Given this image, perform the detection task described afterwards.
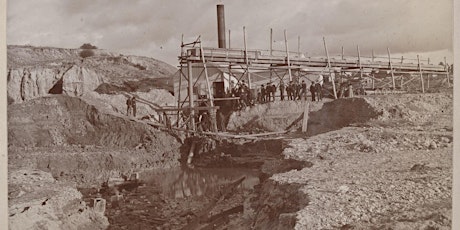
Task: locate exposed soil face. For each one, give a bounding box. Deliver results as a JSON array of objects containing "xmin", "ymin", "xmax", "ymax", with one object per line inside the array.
[{"xmin": 7, "ymin": 95, "xmax": 180, "ymax": 149}]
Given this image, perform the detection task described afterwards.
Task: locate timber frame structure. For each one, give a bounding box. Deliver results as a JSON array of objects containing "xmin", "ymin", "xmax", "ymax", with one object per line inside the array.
[{"xmin": 172, "ymin": 33, "xmax": 450, "ymax": 134}]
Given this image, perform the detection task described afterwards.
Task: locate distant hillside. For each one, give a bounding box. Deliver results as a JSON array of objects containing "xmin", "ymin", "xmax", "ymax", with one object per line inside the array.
[{"xmin": 7, "ymin": 45, "xmax": 177, "ymax": 104}]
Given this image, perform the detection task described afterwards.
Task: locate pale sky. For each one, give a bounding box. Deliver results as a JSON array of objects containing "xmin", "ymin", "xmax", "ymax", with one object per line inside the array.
[{"xmin": 7, "ymin": 0, "xmax": 453, "ymax": 66}]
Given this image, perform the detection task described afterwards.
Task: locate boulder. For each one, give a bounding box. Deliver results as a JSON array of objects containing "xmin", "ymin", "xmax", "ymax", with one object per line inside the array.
[{"xmin": 62, "ymin": 66, "xmax": 103, "ymax": 97}]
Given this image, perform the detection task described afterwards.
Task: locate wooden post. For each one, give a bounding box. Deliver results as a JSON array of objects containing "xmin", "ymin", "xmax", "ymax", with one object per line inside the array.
[
  {"xmin": 284, "ymin": 30, "xmax": 292, "ymax": 81},
  {"xmin": 270, "ymin": 28, "xmax": 273, "ymax": 56},
  {"xmin": 323, "ymin": 37, "xmax": 337, "ymax": 99},
  {"xmin": 371, "ymin": 50, "xmax": 375, "ymax": 62},
  {"xmin": 270, "ymin": 28, "xmax": 273, "ymax": 82},
  {"xmin": 186, "ymin": 141, "xmax": 196, "ymax": 164},
  {"xmin": 178, "ymin": 34, "xmax": 184, "ymax": 127},
  {"xmin": 357, "ymin": 45, "xmax": 363, "ymax": 78},
  {"xmin": 298, "ymin": 35, "xmax": 301, "ymax": 57},
  {"xmin": 199, "ymin": 41, "xmax": 218, "ymax": 132},
  {"xmin": 387, "ymin": 48, "xmax": 396, "ymax": 90},
  {"xmin": 187, "ymin": 61, "xmax": 195, "ymax": 131},
  {"xmin": 228, "ymin": 29, "xmax": 231, "ymax": 49},
  {"xmin": 372, "ymin": 74, "xmax": 375, "ymax": 89},
  {"xmin": 342, "ymin": 46, "xmax": 344, "ymax": 60},
  {"xmin": 243, "ymin": 26, "xmax": 252, "ymax": 89},
  {"xmin": 301, "ymin": 101, "xmax": 310, "ymax": 133},
  {"xmin": 417, "ymin": 55, "xmax": 425, "ymax": 93},
  {"xmin": 427, "ymin": 74, "xmax": 430, "ymax": 89}
]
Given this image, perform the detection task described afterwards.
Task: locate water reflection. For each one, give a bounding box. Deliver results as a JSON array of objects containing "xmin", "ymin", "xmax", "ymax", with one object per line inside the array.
[{"xmin": 140, "ymin": 167, "xmax": 260, "ymax": 199}]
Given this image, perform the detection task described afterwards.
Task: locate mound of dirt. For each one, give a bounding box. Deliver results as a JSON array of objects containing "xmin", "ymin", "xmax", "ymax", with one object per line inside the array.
[
  {"xmin": 227, "ymin": 101, "xmax": 325, "ymax": 132},
  {"xmin": 8, "ymin": 169, "xmax": 109, "ymax": 229},
  {"xmin": 227, "ymin": 93, "xmax": 452, "ymax": 137},
  {"xmin": 365, "ymin": 93, "xmax": 453, "ymax": 124},
  {"xmin": 7, "ymin": 95, "xmax": 179, "ymax": 149}
]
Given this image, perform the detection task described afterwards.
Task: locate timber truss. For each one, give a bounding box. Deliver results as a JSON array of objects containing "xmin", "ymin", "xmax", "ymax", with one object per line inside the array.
[{"xmin": 171, "ymin": 36, "xmax": 450, "ymax": 134}]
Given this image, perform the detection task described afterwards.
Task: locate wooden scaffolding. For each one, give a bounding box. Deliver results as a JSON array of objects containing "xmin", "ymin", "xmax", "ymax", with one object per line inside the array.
[{"xmin": 173, "ymin": 32, "xmax": 450, "ymax": 134}]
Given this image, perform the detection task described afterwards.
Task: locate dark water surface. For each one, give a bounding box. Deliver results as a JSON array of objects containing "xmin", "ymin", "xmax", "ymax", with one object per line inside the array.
[{"xmin": 81, "ymin": 166, "xmax": 262, "ymax": 229}]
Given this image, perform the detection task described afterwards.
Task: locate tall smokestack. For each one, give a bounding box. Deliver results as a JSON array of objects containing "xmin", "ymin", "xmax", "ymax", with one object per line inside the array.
[{"xmin": 217, "ymin": 4, "xmax": 226, "ymax": 48}]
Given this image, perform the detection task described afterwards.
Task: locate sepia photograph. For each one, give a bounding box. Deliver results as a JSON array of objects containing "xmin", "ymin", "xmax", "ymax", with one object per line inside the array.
[{"xmin": 3, "ymin": 0, "xmax": 457, "ymax": 229}]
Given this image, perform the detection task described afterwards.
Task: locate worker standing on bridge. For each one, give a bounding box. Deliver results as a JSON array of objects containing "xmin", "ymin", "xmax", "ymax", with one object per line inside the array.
[
  {"xmin": 271, "ymin": 83, "xmax": 276, "ymax": 101},
  {"xmin": 348, "ymin": 83, "xmax": 354, "ymax": 98},
  {"xmin": 315, "ymin": 82, "xmax": 323, "ymax": 101},
  {"xmin": 310, "ymin": 83, "xmax": 316, "ymax": 101},
  {"xmin": 279, "ymin": 81, "xmax": 285, "ymax": 101},
  {"xmin": 301, "ymin": 80, "xmax": 307, "ymax": 100},
  {"xmin": 260, "ymin": 84, "xmax": 266, "ymax": 103}
]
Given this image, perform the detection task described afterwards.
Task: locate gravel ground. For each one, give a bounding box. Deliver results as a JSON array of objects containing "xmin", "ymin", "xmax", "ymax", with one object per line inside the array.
[{"xmin": 269, "ymin": 93, "xmax": 453, "ymax": 229}]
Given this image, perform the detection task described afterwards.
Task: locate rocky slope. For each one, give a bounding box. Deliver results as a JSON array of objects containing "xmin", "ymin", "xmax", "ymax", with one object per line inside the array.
[{"xmin": 7, "ymin": 45, "xmax": 177, "ymax": 104}]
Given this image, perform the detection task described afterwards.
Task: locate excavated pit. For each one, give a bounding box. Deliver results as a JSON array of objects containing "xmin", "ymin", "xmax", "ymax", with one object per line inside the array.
[{"xmin": 76, "ymin": 137, "xmax": 313, "ymax": 230}]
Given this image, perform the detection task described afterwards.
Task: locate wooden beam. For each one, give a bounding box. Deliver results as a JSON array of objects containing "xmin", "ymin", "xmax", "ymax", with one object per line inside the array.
[
  {"xmin": 357, "ymin": 45, "xmax": 363, "ymax": 79},
  {"xmin": 301, "ymin": 101, "xmax": 310, "ymax": 133},
  {"xmin": 284, "ymin": 30, "xmax": 292, "ymax": 81},
  {"xmin": 156, "ymin": 106, "xmax": 221, "ymax": 112},
  {"xmin": 187, "ymin": 61, "xmax": 195, "ymax": 130},
  {"xmin": 417, "ymin": 55, "xmax": 425, "ymax": 93},
  {"xmin": 387, "ymin": 47, "xmax": 396, "ymax": 89},
  {"xmin": 323, "ymin": 37, "xmax": 337, "ymax": 99}
]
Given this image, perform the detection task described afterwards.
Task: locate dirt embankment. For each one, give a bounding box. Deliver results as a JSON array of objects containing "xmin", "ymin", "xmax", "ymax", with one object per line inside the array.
[{"xmin": 8, "ymin": 95, "xmax": 182, "ymax": 229}]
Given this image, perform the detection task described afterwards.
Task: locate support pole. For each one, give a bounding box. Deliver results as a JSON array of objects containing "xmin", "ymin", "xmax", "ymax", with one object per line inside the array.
[
  {"xmin": 323, "ymin": 37, "xmax": 337, "ymax": 99},
  {"xmin": 284, "ymin": 30, "xmax": 292, "ymax": 81},
  {"xmin": 243, "ymin": 26, "xmax": 252, "ymax": 89},
  {"xmin": 199, "ymin": 42, "xmax": 218, "ymax": 132},
  {"xmin": 178, "ymin": 34, "xmax": 184, "ymax": 127},
  {"xmin": 372, "ymin": 74, "xmax": 375, "ymax": 89},
  {"xmin": 270, "ymin": 28, "xmax": 273, "ymax": 56},
  {"xmin": 417, "ymin": 55, "xmax": 425, "ymax": 93},
  {"xmin": 298, "ymin": 35, "xmax": 300, "ymax": 57},
  {"xmin": 301, "ymin": 101, "xmax": 310, "ymax": 133},
  {"xmin": 342, "ymin": 46, "xmax": 344, "ymax": 60},
  {"xmin": 357, "ymin": 45, "xmax": 362, "ymax": 79},
  {"xmin": 187, "ymin": 61, "xmax": 195, "ymax": 131},
  {"xmin": 372, "ymin": 50, "xmax": 375, "ymax": 62},
  {"xmin": 270, "ymin": 28, "xmax": 273, "ymax": 82},
  {"xmin": 228, "ymin": 29, "xmax": 231, "ymax": 49},
  {"xmin": 387, "ymin": 47, "xmax": 396, "ymax": 90}
]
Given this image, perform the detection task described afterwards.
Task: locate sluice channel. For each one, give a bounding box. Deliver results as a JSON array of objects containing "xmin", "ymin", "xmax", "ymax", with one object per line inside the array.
[{"xmin": 80, "ymin": 138, "xmax": 311, "ymax": 230}]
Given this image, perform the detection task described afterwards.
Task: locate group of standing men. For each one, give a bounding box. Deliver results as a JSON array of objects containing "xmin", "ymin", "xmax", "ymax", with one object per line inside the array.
[
  {"xmin": 257, "ymin": 79, "xmax": 323, "ymax": 103},
  {"xmin": 258, "ymin": 83, "xmax": 277, "ymax": 102}
]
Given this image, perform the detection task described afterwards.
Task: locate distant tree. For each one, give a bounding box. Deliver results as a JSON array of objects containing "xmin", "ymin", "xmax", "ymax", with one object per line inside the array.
[
  {"xmin": 79, "ymin": 49, "xmax": 95, "ymax": 58},
  {"xmin": 80, "ymin": 43, "xmax": 98, "ymax": 49},
  {"xmin": 438, "ymin": 61, "xmax": 444, "ymax": 66}
]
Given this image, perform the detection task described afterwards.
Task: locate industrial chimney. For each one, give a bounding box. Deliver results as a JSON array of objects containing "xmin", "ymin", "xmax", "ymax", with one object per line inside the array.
[{"xmin": 217, "ymin": 4, "xmax": 226, "ymax": 48}]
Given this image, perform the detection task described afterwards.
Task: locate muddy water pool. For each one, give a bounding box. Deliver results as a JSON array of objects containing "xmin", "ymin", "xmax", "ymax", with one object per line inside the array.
[{"xmin": 82, "ymin": 167, "xmax": 261, "ymax": 229}]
